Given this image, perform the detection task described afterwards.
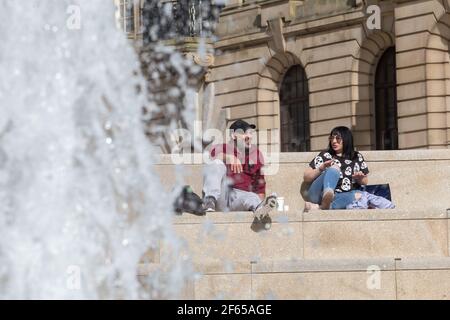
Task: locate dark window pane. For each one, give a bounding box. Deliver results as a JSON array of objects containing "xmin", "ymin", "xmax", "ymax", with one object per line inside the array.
[
  {"xmin": 280, "ymin": 65, "xmax": 310, "ymax": 152},
  {"xmin": 142, "ymin": 0, "xmax": 224, "ymax": 43},
  {"xmin": 375, "ymin": 47, "xmax": 398, "ymax": 150}
]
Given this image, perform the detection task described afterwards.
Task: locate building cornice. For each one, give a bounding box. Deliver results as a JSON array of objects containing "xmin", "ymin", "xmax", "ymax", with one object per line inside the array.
[{"xmin": 215, "ymin": 9, "xmax": 366, "ymax": 50}]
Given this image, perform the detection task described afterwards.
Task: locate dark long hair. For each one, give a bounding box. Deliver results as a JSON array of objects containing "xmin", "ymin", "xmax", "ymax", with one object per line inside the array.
[{"xmin": 327, "ymin": 126, "xmax": 356, "ymax": 160}]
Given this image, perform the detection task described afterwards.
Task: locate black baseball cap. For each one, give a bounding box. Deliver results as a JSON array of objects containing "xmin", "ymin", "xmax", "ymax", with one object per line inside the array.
[{"xmin": 229, "ymin": 119, "xmax": 256, "ymax": 132}]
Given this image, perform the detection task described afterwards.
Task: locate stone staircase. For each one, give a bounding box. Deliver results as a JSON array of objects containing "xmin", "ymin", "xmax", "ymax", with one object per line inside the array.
[{"xmin": 142, "ymin": 150, "xmax": 450, "ymax": 299}]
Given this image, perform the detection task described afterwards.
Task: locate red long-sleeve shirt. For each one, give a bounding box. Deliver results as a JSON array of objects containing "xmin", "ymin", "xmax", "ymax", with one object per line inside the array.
[{"xmin": 210, "ymin": 143, "xmax": 266, "ymax": 194}]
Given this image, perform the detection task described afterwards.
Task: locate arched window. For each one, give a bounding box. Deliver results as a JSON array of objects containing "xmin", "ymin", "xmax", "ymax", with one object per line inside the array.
[
  {"xmin": 117, "ymin": 0, "xmax": 135, "ymax": 33},
  {"xmin": 375, "ymin": 47, "xmax": 398, "ymax": 150},
  {"xmin": 279, "ymin": 65, "xmax": 310, "ymax": 152}
]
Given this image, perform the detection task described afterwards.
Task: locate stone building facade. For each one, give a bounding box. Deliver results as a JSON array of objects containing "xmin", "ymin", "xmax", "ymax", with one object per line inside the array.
[
  {"xmin": 116, "ymin": 0, "xmax": 450, "ymax": 152},
  {"xmin": 114, "ymin": 0, "xmax": 224, "ymax": 153},
  {"xmin": 212, "ymin": 0, "xmax": 450, "ymax": 152}
]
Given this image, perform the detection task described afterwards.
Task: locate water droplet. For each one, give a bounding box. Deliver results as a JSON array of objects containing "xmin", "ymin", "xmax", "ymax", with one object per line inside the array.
[
  {"xmin": 106, "ymin": 137, "xmax": 113, "ymax": 145},
  {"xmin": 104, "ymin": 122, "xmax": 112, "ymax": 130},
  {"xmin": 122, "ymin": 239, "xmax": 129, "ymax": 246}
]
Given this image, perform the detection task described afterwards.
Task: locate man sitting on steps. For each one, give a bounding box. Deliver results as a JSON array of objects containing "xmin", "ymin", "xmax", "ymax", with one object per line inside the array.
[{"xmin": 202, "ymin": 119, "xmax": 277, "ymax": 219}]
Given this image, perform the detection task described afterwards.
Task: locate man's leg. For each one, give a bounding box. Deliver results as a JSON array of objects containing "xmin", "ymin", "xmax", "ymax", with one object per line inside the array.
[
  {"xmin": 228, "ymin": 189, "xmax": 261, "ymax": 212},
  {"xmin": 202, "ymin": 159, "xmax": 229, "ymax": 211},
  {"xmin": 229, "ymin": 189, "xmax": 277, "ymax": 222}
]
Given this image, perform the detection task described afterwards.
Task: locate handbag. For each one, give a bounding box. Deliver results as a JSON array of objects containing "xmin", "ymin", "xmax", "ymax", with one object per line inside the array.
[{"xmin": 357, "ymin": 184, "xmax": 392, "ymax": 201}]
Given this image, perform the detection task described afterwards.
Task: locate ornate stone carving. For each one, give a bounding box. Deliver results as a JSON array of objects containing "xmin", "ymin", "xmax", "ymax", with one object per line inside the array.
[
  {"xmin": 267, "ymin": 17, "xmax": 286, "ymax": 53},
  {"xmin": 186, "ymin": 52, "xmax": 215, "ymax": 67}
]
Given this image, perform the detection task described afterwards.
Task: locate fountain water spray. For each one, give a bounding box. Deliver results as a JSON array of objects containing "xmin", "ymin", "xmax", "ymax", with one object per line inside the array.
[{"xmin": 0, "ymin": 0, "xmax": 190, "ymax": 299}]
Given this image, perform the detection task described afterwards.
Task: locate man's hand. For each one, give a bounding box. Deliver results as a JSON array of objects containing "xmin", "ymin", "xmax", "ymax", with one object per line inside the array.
[
  {"xmin": 258, "ymin": 193, "xmax": 265, "ymax": 201},
  {"xmin": 227, "ymin": 154, "xmax": 243, "ymax": 174},
  {"xmin": 319, "ymin": 160, "xmax": 333, "ymax": 171}
]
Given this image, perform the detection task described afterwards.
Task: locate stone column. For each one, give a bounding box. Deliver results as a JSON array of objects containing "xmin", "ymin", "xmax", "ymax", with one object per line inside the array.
[{"xmin": 395, "ymin": 0, "xmax": 449, "ymax": 149}]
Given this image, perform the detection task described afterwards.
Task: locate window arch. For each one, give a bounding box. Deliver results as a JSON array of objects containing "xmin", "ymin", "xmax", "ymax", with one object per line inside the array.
[
  {"xmin": 375, "ymin": 46, "xmax": 398, "ymax": 150},
  {"xmin": 279, "ymin": 65, "xmax": 310, "ymax": 152}
]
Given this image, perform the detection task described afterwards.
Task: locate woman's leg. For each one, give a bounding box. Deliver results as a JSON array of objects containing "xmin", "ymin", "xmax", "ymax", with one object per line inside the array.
[
  {"xmin": 320, "ymin": 166, "xmax": 341, "ymax": 209},
  {"xmin": 306, "ymin": 167, "xmax": 340, "ymax": 204},
  {"xmin": 330, "ymin": 191, "xmax": 357, "ymax": 209},
  {"xmin": 322, "ymin": 166, "xmax": 340, "ymax": 193},
  {"xmin": 306, "ymin": 172, "xmax": 325, "ymax": 204}
]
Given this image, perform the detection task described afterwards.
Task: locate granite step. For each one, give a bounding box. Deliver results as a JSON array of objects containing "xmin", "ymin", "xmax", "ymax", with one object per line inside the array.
[
  {"xmin": 138, "ymin": 256, "xmax": 450, "ymax": 299},
  {"xmin": 166, "ymin": 208, "xmax": 450, "ymax": 262},
  {"xmin": 154, "ymin": 149, "xmax": 450, "ymax": 212}
]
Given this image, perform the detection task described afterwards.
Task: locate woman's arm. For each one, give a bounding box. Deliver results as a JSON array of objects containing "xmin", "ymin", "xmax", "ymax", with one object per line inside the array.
[
  {"xmin": 353, "ymin": 152, "xmax": 369, "ymax": 186},
  {"xmin": 353, "ymin": 171, "xmax": 368, "ymax": 186},
  {"xmin": 303, "ymin": 160, "xmax": 333, "ymax": 183},
  {"xmin": 303, "ymin": 167, "xmax": 321, "ymax": 183},
  {"xmin": 358, "ymin": 175, "xmax": 368, "ymax": 186}
]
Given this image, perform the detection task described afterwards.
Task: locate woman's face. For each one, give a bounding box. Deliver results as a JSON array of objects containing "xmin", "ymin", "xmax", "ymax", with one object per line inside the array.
[{"xmin": 329, "ymin": 134, "xmax": 343, "ymax": 154}]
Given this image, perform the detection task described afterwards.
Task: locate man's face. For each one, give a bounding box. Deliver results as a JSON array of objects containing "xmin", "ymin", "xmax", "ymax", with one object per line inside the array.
[{"xmin": 232, "ymin": 129, "xmax": 254, "ymax": 148}]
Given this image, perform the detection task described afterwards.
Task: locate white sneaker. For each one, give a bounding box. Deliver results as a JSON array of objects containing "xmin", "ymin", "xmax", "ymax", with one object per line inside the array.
[{"xmin": 254, "ymin": 193, "xmax": 278, "ymax": 220}]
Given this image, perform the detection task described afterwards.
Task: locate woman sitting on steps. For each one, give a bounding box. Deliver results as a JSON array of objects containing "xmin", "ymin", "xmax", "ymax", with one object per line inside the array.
[{"xmin": 303, "ymin": 126, "xmax": 369, "ymax": 211}]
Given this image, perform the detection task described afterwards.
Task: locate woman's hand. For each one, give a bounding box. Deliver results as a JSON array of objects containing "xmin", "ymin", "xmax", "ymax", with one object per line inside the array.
[
  {"xmin": 352, "ymin": 171, "xmax": 368, "ymax": 185},
  {"xmin": 319, "ymin": 160, "xmax": 333, "ymax": 172}
]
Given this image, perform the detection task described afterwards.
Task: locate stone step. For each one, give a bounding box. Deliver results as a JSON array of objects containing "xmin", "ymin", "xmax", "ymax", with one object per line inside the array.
[
  {"xmin": 138, "ymin": 257, "xmax": 450, "ymax": 299},
  {"xmin": 154, "ymin": 149, "xmax": 450, "ymax": 212},
  {"xmin": 150, "ymin": 150, "xmax": 450, "ymax": 299},
  {"xmin": 167, "ymin": 208, "xmax": 450, "ymax": 262}
]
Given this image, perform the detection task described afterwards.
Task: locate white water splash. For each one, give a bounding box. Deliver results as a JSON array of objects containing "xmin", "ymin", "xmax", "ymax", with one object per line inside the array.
[{"xmin": 0, "ymin": 0, "xmax": 189, "ymax": 299}]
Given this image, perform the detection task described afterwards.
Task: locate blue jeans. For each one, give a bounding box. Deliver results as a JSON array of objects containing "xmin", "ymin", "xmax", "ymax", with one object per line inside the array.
[{"xmin": 306, "ymin": 167, "xmax": 356, "ymax": 209}]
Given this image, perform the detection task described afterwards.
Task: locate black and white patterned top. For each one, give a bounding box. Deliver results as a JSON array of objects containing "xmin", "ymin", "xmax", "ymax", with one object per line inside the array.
[{"xmin": 308, "ymin": 150, "xmax": 370, "ymax": 193}]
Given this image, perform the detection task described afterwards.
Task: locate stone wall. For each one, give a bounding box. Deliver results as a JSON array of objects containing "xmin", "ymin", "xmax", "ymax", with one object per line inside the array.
[
  {"xmin": 394, "ymin": 0, "xmax": 450, "ymax": 149},
  {"xmin": 148, "ymin": 148, "xmax": 450, "ymax": 299},
  {"xmin": 210, "ymin": 0, "xmax": 450, "ymax": 151},
  {"xmin": 154, "ymin": 149, "xmax": 450, "ymax": 212}
]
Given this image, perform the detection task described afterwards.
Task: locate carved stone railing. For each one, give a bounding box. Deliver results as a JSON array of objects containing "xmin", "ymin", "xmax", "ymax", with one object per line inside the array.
[
  {"xmin": 141, "ymin": 0, "xmax": 224, "ymax": 44},
  {"xmin": 216, "ymin": 0, "xmax": 361, "ymax": 38}
]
